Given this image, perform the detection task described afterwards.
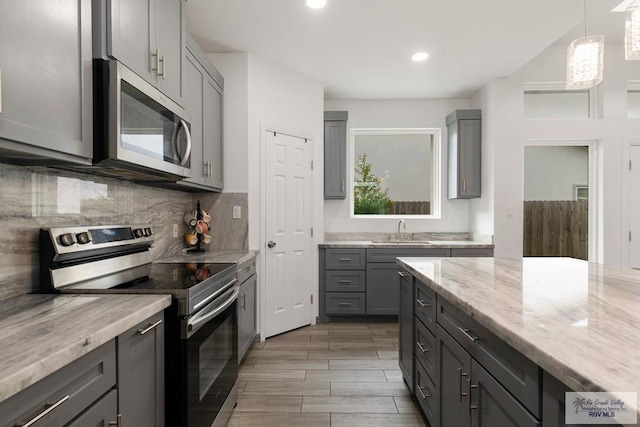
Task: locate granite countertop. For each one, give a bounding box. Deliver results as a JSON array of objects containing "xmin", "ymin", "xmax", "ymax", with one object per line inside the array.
[
  {"xmin": 397, "ymin": 256, "xmax": 640, "ymax": 417},
  {"xmin": 0, "ymin": 293, "xmax": 171, "ymax": 404},
  {"xmin": 156, "ymin": 249, "xmax": 258, "ymax": 265},
  {"xmin": 320, "ymin": 240, "xmax": 494, "ymax": 249}
]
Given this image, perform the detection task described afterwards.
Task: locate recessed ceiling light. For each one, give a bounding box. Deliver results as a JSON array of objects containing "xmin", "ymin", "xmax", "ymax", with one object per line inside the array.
[
  {"xmin": 411, "ymin": 52, "xmax": 429, "ymax": 62},
  {"xmin": 306, "ymin": 0, "xmax": 326, "ymax": 9}
]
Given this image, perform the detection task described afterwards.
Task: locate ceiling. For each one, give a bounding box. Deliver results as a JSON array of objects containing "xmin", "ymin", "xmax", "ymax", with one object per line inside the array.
[{"xmin": 185, "ymin": 0, "xmax": 625, "ymax": 99}]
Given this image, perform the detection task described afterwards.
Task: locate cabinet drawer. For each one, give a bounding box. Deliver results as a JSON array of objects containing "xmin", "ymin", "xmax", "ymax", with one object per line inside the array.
[
  {"xmin": 238, "ymin": 257, "xmax": 257, "ymax": 284},
  {"xmin": 325, "ymin": 271, "xmax": 366, "ymax": 292},
  {"xmin": 325, "ymin": 249, "xmax": 366, "ymax": 270},
  {"xmin": 437, "ymin": 297, "xmax": 541, "ymax": 418},
  {"xmin": 325, "ymin": 293, "xmax": 365, "ymax": 314},
  {"xmin": 415, "ymin": 357, "xmax": 439, "ymax": 427},
  {"xmin": 0, "ymin": 340, "xmax": 116, "ymax": 427},
  {"xmin": 415, "ymin": 318, "xmax": 437, "ymax": 385},
  {"xmin": 367, "ymin": 248, "xmax": 450, "ymax": 263},
  {"xmin": 66, "ymin": 389, "xmax": 117, "ymax": 427},
  {"xmin": 451, "ymin": 248, "xmax": 494, "ymax": 257},
  {"xmin": 415, "ymin": 280, "xmax": 436, "ymax": 333}
]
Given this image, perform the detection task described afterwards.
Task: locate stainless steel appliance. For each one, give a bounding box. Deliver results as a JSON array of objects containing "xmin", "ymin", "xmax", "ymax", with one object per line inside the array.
[
  {"xmin": 39, "ymin": 225, "xmax": 238, "ymax": 427},
  {"xmin": 66, "ymin": 60, "xmax": 192, "ymax": 183}
]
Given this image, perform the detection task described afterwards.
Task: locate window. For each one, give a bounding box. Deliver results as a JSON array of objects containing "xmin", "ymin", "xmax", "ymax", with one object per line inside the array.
[
  {"xmin": 350, "ymin": 128, "xmax": 440, "ymax": 217},
  {"xmin": 524, "ymin": 89, "xmax": 590, "ymax": 119},
  {"xmin": 627, "ymin": 81, "xmax": 640, "ymax": 118}
]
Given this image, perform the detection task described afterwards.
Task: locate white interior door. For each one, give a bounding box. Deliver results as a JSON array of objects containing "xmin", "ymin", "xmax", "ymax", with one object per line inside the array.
[
  {"xmin": 630, "ymin": 146, "xmax": 640, "ymax": 268},
  {"xmin": 264, "ymin": 131, "xmax": 313, "ymax": 338}
]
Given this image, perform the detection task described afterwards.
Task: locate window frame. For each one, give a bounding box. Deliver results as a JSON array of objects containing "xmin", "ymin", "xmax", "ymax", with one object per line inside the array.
[
  {"xmin": 348, "ymin": 127, "xmax": 441, "ymax": 219},
  {"xmin": 523, "ymin": 82, "xmax": 598, "ymax": 120}
]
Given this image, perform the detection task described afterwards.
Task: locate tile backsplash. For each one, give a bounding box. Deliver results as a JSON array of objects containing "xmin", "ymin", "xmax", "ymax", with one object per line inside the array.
[{"xmin": 0, "ymin": 162, "xmax": 248, "ymax": 301}]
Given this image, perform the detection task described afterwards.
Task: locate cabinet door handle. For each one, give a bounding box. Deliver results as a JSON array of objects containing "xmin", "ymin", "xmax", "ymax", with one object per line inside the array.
[
  {"xmin": 457, "ymin": 368, "xmax": 469, "ymax": 401},
  {"xmin": 467, "ymin": 379, "xmax": 478, "ymax": 416},
  {"xmin": 108, "ymin": 414, "xmax": 122, "ymax": 427},
  {"xmin": 138, "ymin": 319, "xmax": 163, "ymax": 335},
  {"xmin": 338, "ymin": 302, "xmax": 352, "ymax": 306},
  {"xmin": 152, "ymin": 49, "xmax": 161, "ymax": 75},
  {"xmin": 416, "ymin": 299, "xmax": 429, "ymax": 308},
  {"xmin": 416, "ymin": 385, "xmax": 430, "ymax": 400},
  {"xmin": 160, "ymin": 53, "xmax": 166, "ymax": 79},
  {"xmin": 462, "ymin": 179, "xmax": 467, "ymax": 193},
  {"xmin": 338, "ymin": 280, "xmax": 352, "ymax": 284},
  {"xmin": 241, "ymin": 294, "xmax": 246, "ymax": 310},
  {"xmin": 340, "ymin": 180, "xmax": 345, "ymax": 192},
  {"xmin": 458, "ymin": 327, "xmax": 479, "ymax": 343},
  {"xmin": 15, "ymin": 395, "xmax": 70, "ymax": 427},
  {"xmin": 338, "ymin": 258, "xmax": 352, "ymax": 262},
  {"xmin": 416, "ymin": 341, "xmax": 429, "ymax": 354}
]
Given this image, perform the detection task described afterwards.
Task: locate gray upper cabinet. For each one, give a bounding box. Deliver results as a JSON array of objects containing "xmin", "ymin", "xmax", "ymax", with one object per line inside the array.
[
  {"xmin": 176, "ymin": 36, "xmax": 224, "ymax": 192},
  {"xmin": 324, "ymin": 111, "xmax": 348, "ymax": 199},
  {"xmin": 98, "ymin": 0, "xmax": 185, "ymax": 104},
  {"xmin": 447, "ymin": 109, "xmax": 481, "ymax": 199},
  {"xmin": 0, "ymin": 0, "xmax": 93, "ymax": 164}
]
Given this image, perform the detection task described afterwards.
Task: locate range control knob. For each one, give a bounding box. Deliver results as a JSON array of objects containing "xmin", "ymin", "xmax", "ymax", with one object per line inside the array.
[
  {"xmin": 76, "ymin": 232, "xmax": 91, "ymax": 244},
  {"xmin": 144, "ymin": 227, "xmax": 152, "ymax": 236},
  {"xmin": 59, "ymin": 233, "xmax": 76, "ymax": 247},
  {"xmin": 133, "ymin": 228, "xmax": 145, "ymax": 238}
]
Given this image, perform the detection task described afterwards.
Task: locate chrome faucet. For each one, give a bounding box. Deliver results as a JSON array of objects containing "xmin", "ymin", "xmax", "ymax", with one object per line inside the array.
[{"xmin": 397, "ymin": 219, "xmax": 406, "ymax": 240}]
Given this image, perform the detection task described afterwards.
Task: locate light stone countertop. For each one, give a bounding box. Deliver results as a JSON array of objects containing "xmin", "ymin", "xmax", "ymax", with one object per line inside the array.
[
  {"xmin": 320, "ymin": 240, "xmax": 494, "ymax": 249},
  {"xmin": 397, "ymin": 256, "xmax": 640, "ymax": 419},
  {"xmin": 0, "ymin": 293, "xmax": 171, "ymax": 404},
  {"xmin": 156, "ymin": 249, "xmax": 258, "ymax": 265}
]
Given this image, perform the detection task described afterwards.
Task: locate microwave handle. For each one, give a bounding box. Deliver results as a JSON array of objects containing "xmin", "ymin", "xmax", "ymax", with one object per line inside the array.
[{"xmin": 178, "ymin": 119, "xmax": 192, "ymax": 166}]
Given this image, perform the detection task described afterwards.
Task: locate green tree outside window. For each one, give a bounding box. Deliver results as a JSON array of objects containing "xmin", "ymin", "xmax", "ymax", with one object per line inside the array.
[{"xmin": 353, "ymin": 153, "xmax": 392, "ymax": 214}]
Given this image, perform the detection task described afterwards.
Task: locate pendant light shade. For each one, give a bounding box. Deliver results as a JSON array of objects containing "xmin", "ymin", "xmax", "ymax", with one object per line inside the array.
[
  {"xmin": 625, "ymin": 6, "xmax": 640, "ymax": 59},
  {"xmin": 566, "ymin": 35, "xmax": 604, "ymax": 89}
]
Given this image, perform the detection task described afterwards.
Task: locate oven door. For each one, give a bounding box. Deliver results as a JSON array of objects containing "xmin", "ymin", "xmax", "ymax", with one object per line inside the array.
[{"xmin": 181, "ymin": 285, "xmax": 238, "ymax": 427}]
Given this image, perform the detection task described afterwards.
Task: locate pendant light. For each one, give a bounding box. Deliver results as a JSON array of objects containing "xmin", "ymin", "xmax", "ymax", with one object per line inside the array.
[
  {"xmin": 625, "ymin": 4, "xmax": 640, "ymax": 59},
  {"xmin": 566, "ymin": 0, "xmax": 604, "ymax": 90}
]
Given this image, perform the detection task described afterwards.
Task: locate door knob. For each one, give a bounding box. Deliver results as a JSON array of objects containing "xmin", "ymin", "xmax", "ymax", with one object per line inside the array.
[{"xmin": 267, "ymin": 241, "xmax": 276, "ymax": 248}]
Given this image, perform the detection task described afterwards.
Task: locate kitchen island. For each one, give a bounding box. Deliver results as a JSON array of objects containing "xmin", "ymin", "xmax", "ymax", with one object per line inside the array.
[{"xmin": 397, "ymin": 256, "xmax": 640, "ymax": 426}]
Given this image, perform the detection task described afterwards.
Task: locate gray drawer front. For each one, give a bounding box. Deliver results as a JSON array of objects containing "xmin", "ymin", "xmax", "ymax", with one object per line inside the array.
[
  {"xmin": 325, "ymin": 292, "xmax": 366, "ymax": 314},
  {"xmin": 437, "ymin": 297, "xmax": 541, "ymax": 418},
  {"xmin": 0, "ymin": 340, "xmax": 116, "ymax": 427},
  {"xmin": 325, "ymin": 271, "xmax": 366, "ymax": 292},
  {"xmin": 367, "ymin": 248, "xmax": 451, "ymax": 263},
  {"xmin": 66, "ymin": 389, "xmax": 117, "ymax": 427},
  {"xmin": 415, "ymin": 318, "xmax": 437, "ymax": 385},
  {"xmin": 451, "ymin": 248, "xmax": 494, "ymax": 257},
  {"xmin": 325, "ymin": 249, "xmax": 366, "ymax": 269},
  {"xmin": 238, "ymin": 257, "xmax": 257, "ymax": 284},
  {"xmin": 415, "ymin": 357, "xmax": 439, "ymax": 427},
  {"xmin": 415, "ymin": 280, "xmax": 436, "ymax": 333}
]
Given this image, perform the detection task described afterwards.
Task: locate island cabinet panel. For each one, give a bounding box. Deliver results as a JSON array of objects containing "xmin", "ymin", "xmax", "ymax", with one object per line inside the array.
[
  {"xmin": 398, "ymin": 270, "xmax": 414, "ymax": 392},
  {"xmin": 415, "ymin": 358, "xmax": 439, "ymax": 426},
  {"xmin": 437, "ymin": 324, "xmax": 472, "ymax": 427},
  {"xmin": 0, "ymin": 340, "xmax": 116, "ymax": 427},
  {"xmin": 415, "ymin": 280, "xmax": 436, "ymax": 331},
  {"xmin": 415, "ymin": 318, "xmax": 437, "ymax": 380},
  {"xmin": 542, "ymin": 371, "xmax": 595, "ymax": 427}
]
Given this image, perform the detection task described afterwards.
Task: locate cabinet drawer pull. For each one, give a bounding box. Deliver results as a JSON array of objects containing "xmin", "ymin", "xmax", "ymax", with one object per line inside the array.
[
  {"xmin": 15, "ymin": 395, "xmax": 70, "ymax": 427},
  {"xmin": 138, "ymin": 319, "xmax": 163, "ymax": 335},
  {"xmin": 338, "ymin": 280, "xmax": 353, "ymax": 284},
  {"xmin": 416, "ymin": 299, "xmax": 430, "ymax": 308},
  {"xmin": 416, "ymin": 385, "xmax": 430, "ymax": 400},
  {"xmin": 467, "ymin": 379, "xmax": 478, "ymax": 416},
  {"xmin": 152, "ymin": 49, "xmax": 161, "ymax": 75},
  {"xmin": 338, "ymin": 302, "xmax": 353, "ymax": 306},
  {"xmin": 398, "ymin": 271, "xmax": 409, "ymax": 277},
  {"xmin": 458, "ymin": 327, "xmax": 479, "ymax": 343},
  {"xmin": 416, "ymin": 341, "xmax": 429, "ymax": 354},
  {"xmin": 109, "ymin": 414, "xmax": 122, "ymax": 427},
  {"xmin": 338, "ymin": 258, "xmax": 352, "ymax": 262},
  {"xmin": 457, "ymin": 368, "xmax": 469, "ymax": 401}
]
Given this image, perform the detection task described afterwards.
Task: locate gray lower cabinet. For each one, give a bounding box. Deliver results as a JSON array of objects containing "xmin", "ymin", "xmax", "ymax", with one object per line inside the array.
[
  {"xmin": 447, "ymin": 109, "xmax": 481, "ymax": 199},
  {"xmin": 0, "ymin": 0, "xmax": 93, "ymax": 164},
  {"xmin": 0, "ymin": 340, "xmax": 117, "ymax": 426},
  {"xmin": 366, "ymin": 262, "xmax": 401, "ymax": 315},
  {"xmin": 238, "ymin": 257, "xmax": 257, "ymax": 363},
  {"xmin": 117, "ymin": 311, "xmax": 165, "ymax": 427},
  {"xmin": 178, "ymin": 36, "xmax": 224, "ymax": 192},
  {"xmin": 97, "ymin": 0, "xmax": 185, "ymax": 104},
  {"xmin": 67, "ymin": 389, "xmax": 118, "ymax": 427},
  {"xmin": 437, "ymin": 324, "xmax": 470, "ymax": 427},
  {"xmin": 542, "ymin": 372, "xmax": 603, "ymax": 427},
  {"xmin": 398, "ymin": 270, "xmax": 414, "ymax": 392},
  {"xmin": 324, "ymin": 111, "xmax": 348, "ymax": 200}
]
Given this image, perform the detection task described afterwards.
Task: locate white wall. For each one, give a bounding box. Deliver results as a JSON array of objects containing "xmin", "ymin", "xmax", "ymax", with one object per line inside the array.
[
  {"xmin": 524, "ymin": 146, "xmax": 588, "ymax": 201},
  {"xmin": 324, "ymin": 98, "xmax": 470, "ymax": 234},
  {"xmin": 470, "ymin": 43, "xmax": 640, "ymax": 264}
]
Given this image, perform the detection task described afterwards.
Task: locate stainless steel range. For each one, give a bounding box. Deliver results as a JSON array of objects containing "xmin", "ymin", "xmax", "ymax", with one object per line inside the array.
[{"xmin": 39, "ymin": 225, "xmax": 238, "ymax": 427}]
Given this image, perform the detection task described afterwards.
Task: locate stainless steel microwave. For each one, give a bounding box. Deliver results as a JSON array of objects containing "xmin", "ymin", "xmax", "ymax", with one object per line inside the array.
[{"xmin": 91, "ymin": 59, "xmax": 192, "ymax": 182}]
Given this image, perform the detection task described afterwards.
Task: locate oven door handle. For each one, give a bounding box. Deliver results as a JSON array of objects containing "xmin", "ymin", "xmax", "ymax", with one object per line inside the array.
[
  {"xmin": 186, "ymin": 286, "xmax": 239, "ymax": 337},
  {"xmin": 193, "ymin": 278, "xmax": 237, "ymax": 310}
]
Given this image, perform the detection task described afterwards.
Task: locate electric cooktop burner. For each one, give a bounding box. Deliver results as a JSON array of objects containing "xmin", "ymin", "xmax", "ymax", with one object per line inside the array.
[{"xmin": 117, "ymin": 262, "xmax": 236, "ymax": 291}]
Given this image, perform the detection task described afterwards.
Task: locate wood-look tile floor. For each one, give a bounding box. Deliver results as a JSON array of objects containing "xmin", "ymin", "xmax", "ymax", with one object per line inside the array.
[{"xmin": 229, "ymin": 322, "xmax": 427, "ymax": 427}]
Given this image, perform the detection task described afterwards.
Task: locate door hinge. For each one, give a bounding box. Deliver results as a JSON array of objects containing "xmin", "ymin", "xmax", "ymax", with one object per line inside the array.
[
  {"xmin": 630, "ymin": 231, "xmax": 632, "ymax": 242},
  {"xmin": 311, "ymin": 227, "xmax": 314, "ymax": 237},
  {"xmin": 311, "ymin": 160, "xmax": 314, "ymax": 170},
  {"xmin": 630, "ymin": 160, "xmax": 633, "ymax": 170},
  {"xmin": 311, "ymin": 294, "xmax": 314, "ymax": 304}
]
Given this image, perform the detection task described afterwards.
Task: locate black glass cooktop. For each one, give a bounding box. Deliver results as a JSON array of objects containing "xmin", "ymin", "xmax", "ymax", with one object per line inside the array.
[{"xmin": 115, "ymin": 262, "xmax": 236, "ymax": 291}]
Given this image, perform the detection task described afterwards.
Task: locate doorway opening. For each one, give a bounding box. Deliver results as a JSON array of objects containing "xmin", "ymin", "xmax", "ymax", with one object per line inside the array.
[{"xmin": 523, "ymin": 142, "xmax": 597, "ymax": 261}]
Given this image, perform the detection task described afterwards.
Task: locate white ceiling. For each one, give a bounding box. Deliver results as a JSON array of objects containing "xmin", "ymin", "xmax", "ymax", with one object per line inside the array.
[{"xmin": 185, "ymin": 0, "xmax": 626, "ymax": 99}]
